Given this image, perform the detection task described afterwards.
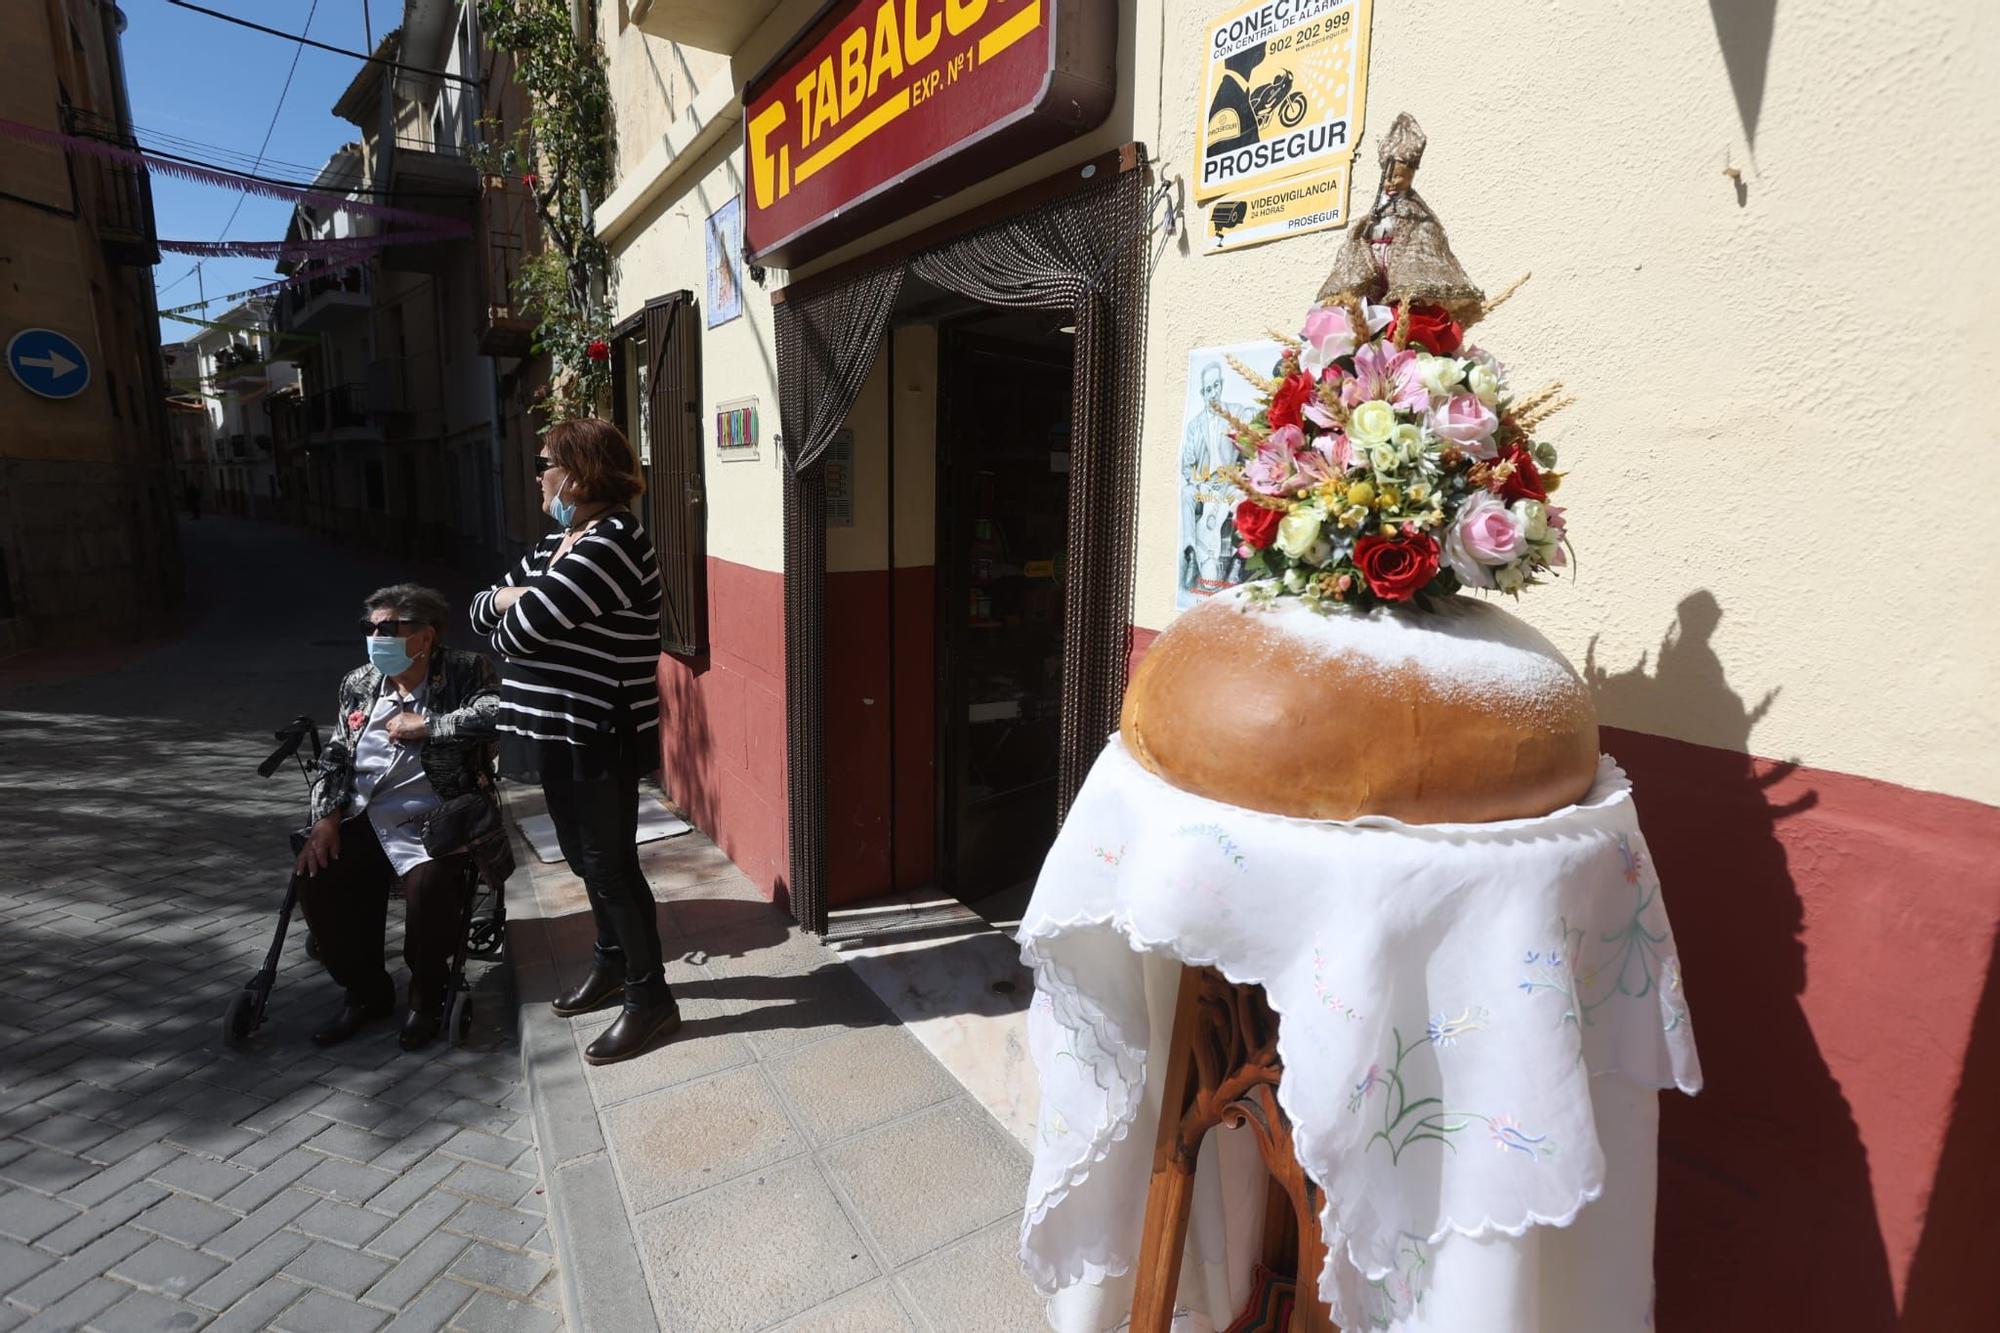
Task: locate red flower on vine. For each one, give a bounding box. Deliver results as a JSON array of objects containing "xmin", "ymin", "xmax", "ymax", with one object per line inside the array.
[
  {"xmin": 522, "ymin": 172, "xmax": 539, "ymax": 190},
  {"xmin": 586, "ymin": 339, "xmax": 610, "ymax": 362}
]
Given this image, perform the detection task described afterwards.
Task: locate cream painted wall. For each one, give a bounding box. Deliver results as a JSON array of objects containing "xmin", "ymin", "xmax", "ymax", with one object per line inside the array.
[
  {"xmin": 599, "ymin": 0, "xmax": 2000, "ymax": 803},
  {"xmin": 1130, "ymin": 0, "xmax": 2000, "ymax": 805}
]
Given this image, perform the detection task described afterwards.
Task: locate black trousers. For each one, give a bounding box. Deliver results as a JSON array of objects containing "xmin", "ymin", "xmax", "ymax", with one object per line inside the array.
[
  {"xmin": 294, "ymin": 816, "xmax": 471, "ymax": 1010},
  {"xmin": 538, "ymin": 737, "xmax": 665, "ymax": 996}
]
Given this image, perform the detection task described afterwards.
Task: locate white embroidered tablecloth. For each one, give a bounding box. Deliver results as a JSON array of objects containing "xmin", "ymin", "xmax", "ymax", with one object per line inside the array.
[{"xmin": 1017, "ymin": 737, "xmax": 1702, "ymax": 1332}]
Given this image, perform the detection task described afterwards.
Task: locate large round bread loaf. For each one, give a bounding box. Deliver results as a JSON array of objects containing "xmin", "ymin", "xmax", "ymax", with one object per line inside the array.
[{"xmin": 1120, "ymin": 587, "xmax": 1600, "ymax": 824}]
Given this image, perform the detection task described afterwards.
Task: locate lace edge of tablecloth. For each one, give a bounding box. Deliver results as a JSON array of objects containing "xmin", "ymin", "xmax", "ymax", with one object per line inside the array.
[{"xmin": 1016, "ymin": 908, "xmax": 1698, "ymax": 1310}]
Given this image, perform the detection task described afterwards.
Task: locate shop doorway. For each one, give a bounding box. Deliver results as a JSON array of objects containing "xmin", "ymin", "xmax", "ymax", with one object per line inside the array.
[{"xmin": 935, "ymin": 311, "xmax": 1075, "ymax": 924}]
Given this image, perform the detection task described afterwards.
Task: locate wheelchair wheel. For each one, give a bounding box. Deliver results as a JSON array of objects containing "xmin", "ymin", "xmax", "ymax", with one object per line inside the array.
[
  {"xmin": 466, "ymin": 914, "xmax": 506, "ymax": 960},
  {"xmin": 446, "ymin": 989, "xmax": 474, "ymax": 1046},
  {"xmin": 222, "ymin": 990, "xmax": 256, "ymax": 1049}
]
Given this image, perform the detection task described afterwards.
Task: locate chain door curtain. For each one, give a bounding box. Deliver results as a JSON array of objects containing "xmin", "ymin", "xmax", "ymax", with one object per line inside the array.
[{"xmin": 776, "ymin": 165, "xmax": 1150, "ymax": 934}]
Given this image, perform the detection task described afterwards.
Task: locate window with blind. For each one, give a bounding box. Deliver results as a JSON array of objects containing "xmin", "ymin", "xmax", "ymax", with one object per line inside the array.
[{"xmin": 612, "ymin": 291, "xmax": 706, "ymax": 658}]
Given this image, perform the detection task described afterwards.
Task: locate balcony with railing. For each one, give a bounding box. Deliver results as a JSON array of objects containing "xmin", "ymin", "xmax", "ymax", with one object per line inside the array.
[
  {"xmin": 280, "ymin": 265, "xmax": 370, "ymax": 335},
  {"xmin": 476, "ymin": 176, "xmax": 538, "ymax": 357},
  {"xmin": 306, "ymin": 382, "xmax": 377, "ymax": 440},
  {"xmin": 63, "ymin": 108, "xmax": 158, "ymax": 266}
]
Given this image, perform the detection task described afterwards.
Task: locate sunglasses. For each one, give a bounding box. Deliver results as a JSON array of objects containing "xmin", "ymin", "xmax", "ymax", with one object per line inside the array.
[
  {"xmin": 534, "ymin": 456, "xmax": 557, "ymax": 476},
  {"xmin": 364, "ymin": 619, "xmax": 427, "ymax": 636}
]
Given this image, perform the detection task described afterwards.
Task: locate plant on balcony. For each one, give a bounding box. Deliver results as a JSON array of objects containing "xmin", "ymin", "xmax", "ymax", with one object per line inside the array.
[{"xmin": 473, "ymin": 0, "xmax": 614, "ymax": 422}]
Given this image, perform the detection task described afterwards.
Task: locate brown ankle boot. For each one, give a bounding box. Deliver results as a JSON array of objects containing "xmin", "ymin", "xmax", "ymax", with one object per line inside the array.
[
  {"xmin": 551, "ymin": 954, "xmax": 625, "ymax": 1017},
  {"xmin": 582, "ymin": 993, "xmax": 681, "ymax": 1066}
]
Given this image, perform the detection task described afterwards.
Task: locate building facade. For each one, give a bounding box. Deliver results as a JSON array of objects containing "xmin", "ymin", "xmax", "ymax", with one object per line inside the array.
[
  {"xmin": 585, "ymin": 1, "xmax": 2000, "ymax": 1327},
  {"xmin": 0, "ymin": 0, "xmax": 180, "ymax": 650},
  {"xmin": 174, "ymin": 298, "xmax": 297, "ymax": 520}
]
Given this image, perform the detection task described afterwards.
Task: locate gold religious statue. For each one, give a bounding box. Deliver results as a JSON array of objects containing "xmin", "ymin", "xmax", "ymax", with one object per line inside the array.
[{"xmin": 1318, "ymin": 112, "xmax": 1483, "ymax": 317}]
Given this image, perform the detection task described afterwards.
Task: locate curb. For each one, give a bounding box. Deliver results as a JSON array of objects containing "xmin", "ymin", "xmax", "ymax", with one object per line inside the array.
[{"xmin": 505, "ymin": 794, "xmax": 661, "ymax": 1331}]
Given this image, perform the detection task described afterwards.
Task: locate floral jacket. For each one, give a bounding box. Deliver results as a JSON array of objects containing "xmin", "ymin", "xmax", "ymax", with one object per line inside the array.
[{"xmin": 309, "ymin": 649, "xmax": 509, "ymax": 884}]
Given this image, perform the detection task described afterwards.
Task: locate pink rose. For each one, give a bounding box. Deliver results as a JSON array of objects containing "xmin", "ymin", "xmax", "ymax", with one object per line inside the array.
[
  {"xmin": 1426, "ymin": 392, "xmax": 1500, "ymax": 457},
  {"xmin": 1443, "ymin": 492, "xmax": 1525, "ymax": 588}
]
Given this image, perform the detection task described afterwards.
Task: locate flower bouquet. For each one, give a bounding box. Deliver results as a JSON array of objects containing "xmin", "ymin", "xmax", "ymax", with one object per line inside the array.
[{"xmin": 1214, "ymin": 295, "xmax": 1573, "ymax": 611}]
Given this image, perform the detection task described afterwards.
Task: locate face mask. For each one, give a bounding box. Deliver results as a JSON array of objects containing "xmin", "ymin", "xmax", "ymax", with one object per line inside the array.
[
  {"xmin": 549, "ymin": 492, "xmax": 577, "ymax": 529},
  {"xmin": 367, "ymin": 634, "xmax": 415, "ymax": 676}
]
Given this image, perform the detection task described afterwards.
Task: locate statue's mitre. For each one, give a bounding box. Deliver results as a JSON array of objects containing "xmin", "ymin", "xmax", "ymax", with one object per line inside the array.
[{"xmin": 1377, "ymin": 112, "xmax": 1427, "ymax": 168}]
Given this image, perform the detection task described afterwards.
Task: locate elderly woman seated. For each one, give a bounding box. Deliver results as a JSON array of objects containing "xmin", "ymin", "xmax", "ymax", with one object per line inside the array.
[{"xmin": 294, "ymin": 584, "xmax": 504, "ymax": 1050}]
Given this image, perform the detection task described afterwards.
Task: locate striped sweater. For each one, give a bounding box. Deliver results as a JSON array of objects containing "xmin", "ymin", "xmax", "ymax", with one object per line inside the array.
[{"xmin": 470, "ymin": 510, "xmax": 662, "ymax": 746}]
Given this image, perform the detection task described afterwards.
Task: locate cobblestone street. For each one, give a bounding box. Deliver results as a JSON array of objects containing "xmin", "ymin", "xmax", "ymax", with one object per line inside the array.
[{"xmin": 0, "ymin": 519, "xmax": 562, "ymax": 1332}]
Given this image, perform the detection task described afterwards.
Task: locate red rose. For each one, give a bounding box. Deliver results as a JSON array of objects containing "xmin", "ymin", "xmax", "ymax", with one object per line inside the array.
[
  {"xmin": 1391, "ymin": 302, "xmax": 1464, "ymax": 356},
  {"xmin": 1352, "ymin": 533, "xmax": 1442, "ymax": 602},
  {"xmin": 1265, "ymin": 372, "xmax": 1318, "ymax": 431},
  {"xmin": 1233, "ymin": 499, "xmax": 1282, "ymax": 550},
  {"xmin": 586, "ymin": 338, "xmax": 611, "ymax": 362},
  {"xmin": 347, "ymin": 708, "xmax": 367, "ymax": 732},
  {"xmin": 1495, "ymin": 443, "xmax": 1547, "ymax": 502}
]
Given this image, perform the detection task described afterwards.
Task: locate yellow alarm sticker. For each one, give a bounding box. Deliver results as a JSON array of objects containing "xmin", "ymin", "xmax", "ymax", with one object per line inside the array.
[
  {"xmin": 1194, "ymin": 0, "xmax": 1373, "ymax": 205},
  {"xmin": 1205, "ymin": 161, "xmax": 1352, "ymax": 254}
]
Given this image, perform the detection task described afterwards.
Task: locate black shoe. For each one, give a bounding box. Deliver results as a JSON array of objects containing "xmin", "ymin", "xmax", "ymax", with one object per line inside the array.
[
  {"xmin": 582, "ymin": 997, "xmax": 681, "ymax": 1066},
  {"xmin": 551, "ymin": 954, "xmax": 626, "ymax": 1017},
  {"xmin": 399, "ymin": 1006, "xmax": 443, "ymax": 1051},
  {"xmin": 311, "ymin": 996, "xmax": 393, "ymax": 1047}
]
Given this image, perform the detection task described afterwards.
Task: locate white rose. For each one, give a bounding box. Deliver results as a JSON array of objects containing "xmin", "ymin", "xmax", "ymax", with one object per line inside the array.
[
  {"xmin": 1306, "ymin": 537, "xmax": 1334, "ymax": 565},
  {"xmin": 1417, "ymin": 354, "xmax": 1466, "ymax": 400},
  {"xmin": 1282, "ymin": 566, "xmax": 1309, "ymax": 593},
  {"xmin": 1513, "ymin": 499, "xmax": 1549, "ymax": 542},
  {"xmin": 1493, "ymin": 561, "xmax": 1527, "ymax": 593},
  {"xmin": 1276, "ymin": 508, "xmax": 1324, "ymax": 559},
  {"xmin": 1347, "ymin": 399, "xmax": 1398, "ymax": 446},
  {"xmin": 1390, "ymin": 423, "xmax": 1426, "ymax": 459},
  {"xmin": 1369, "ymin": 443, "xmax": 1402, "ymax": 474},
  {"xmin": 1467, "ymin": 363, "xmax": 1501, "ymax": 406}
]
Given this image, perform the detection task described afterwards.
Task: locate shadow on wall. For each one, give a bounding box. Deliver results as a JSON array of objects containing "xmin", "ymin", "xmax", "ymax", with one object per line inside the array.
[
  {"xmin": 1900, "ymin": 925, "xmax": 2000, "ymax": 1333},
  {"xmin": 1707, "ymin": 0, "xmax": 1778, "ymax": 147},
  {"xmin": 1584, "ymin": 592, "xmax": 1899, "ymax": 1330}
]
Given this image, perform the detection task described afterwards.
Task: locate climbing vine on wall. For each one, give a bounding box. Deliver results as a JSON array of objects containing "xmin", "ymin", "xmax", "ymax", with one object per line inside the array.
[{"xmin": 474, "ymin": 0, "xmax": 614, "ymax": 422}]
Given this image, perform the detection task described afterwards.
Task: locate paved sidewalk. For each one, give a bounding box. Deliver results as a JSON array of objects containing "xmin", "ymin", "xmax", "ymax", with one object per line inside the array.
[
  {"xmin": 503, "ymin": 784, "xmax": 1053, "ymax": 1332},
  {"xmin": 0, "ymin": 519, "xmax": 563, "ymax": 1331}
]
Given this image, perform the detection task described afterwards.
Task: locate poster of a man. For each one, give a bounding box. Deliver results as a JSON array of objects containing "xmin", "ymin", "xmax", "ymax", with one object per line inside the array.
[{"xmin": 1177, "ymin": 340, "xmax": 1282, "ymax": 610}]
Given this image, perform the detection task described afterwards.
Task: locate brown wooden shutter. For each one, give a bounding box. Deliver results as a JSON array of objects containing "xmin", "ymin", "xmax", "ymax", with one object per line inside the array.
[{"xmin": 642, "ymin": 292, "xmax": 706, "ymax": 658}]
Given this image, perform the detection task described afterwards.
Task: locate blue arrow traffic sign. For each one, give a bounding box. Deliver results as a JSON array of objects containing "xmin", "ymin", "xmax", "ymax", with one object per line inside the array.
[{"xmin": 7, "ymin": 328, "xmax": 92, "ymax": 401}]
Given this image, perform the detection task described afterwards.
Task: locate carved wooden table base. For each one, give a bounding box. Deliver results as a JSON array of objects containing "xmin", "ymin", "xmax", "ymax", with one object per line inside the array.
[{"xmin": 1130, "ymin": 965, "xmax": 1339, "ymax": 1333}]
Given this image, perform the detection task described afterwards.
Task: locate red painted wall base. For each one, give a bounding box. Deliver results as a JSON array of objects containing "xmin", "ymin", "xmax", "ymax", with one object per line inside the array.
[{"xmin": 1126, "ymin": 623, "xmax": 2000, "ymax": 1330}]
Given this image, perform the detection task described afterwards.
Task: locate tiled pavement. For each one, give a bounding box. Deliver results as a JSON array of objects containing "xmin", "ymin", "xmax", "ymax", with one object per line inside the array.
[
  {"xmin": 2, "ymin": 516, "xmax": 1059, "ymax": 1332},
  {"xmin": 506, "ymin": 785, "xmax": 1054, "ymax": 1332},
  {"xmin": 0, "ymin": 520, "xmax": 563, "ymax": 1331}
]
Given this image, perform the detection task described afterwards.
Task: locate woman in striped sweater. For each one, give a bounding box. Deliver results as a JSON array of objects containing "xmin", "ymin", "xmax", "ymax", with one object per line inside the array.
[{"xmin": 470, "ymin": 418, "xmax": 678, "ymax": 1065}]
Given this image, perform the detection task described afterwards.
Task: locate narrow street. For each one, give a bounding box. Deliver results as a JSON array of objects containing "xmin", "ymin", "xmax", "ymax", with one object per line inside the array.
[{"xmin": 0, "ymin": 518, "xmax": 560, "ymax": 1331}]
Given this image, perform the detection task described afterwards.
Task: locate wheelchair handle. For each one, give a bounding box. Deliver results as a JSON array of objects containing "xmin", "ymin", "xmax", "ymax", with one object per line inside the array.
[{"xmin": 258, "ymin": 716, "xmax": 322, "ymax": 778}]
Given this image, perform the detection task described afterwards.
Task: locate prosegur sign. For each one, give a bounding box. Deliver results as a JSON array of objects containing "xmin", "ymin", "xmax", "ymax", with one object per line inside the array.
[
  {"xmin": 743, "ymin": 0, "xmax": 1115, "ymax": 268},
  {"xmin": 1194, "ymin": 0, "xmax": 1372, "ymax": 204}
]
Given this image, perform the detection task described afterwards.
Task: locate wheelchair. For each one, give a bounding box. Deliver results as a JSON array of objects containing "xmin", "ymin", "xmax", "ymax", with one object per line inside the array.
[{"xmin": 221, "ymin": 715, "xmax": 508, "ymax": 1049}]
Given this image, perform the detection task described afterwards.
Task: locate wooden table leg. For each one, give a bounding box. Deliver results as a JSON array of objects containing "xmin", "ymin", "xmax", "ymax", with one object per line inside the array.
[
  {"xmin": 1129, "ymin": 964, "xmax": 1207, "ymax": 1333},
  {"xmin": 1129, "ymin": 965, "xmax": 1342, "ymax": 1333}
]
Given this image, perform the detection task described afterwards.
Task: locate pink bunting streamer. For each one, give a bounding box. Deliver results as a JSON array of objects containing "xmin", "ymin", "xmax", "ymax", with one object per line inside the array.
[
  {"xmin": 0, "ymin": 115, "xmax": 473, "ymax": 237},
  {"xmin": 159, "ymin": 232, "xmax": 457, "ymax": 260}
]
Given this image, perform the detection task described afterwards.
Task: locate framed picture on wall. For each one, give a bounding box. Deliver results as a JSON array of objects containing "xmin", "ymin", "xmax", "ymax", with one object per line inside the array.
[{"xmin": 706, "ymin": 196, "xmax": 744, "ymax": 328}]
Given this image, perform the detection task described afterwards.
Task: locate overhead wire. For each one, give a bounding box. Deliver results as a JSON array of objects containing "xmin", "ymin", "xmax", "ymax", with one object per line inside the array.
[{"xmin": 213, "ymin": 0, "xmax": 324, "ymax": 243}]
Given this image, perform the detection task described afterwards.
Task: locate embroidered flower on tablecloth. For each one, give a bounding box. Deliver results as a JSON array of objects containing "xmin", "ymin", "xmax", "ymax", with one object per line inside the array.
[
  {"xmin": 1175, "ymin": 822, "xmax": 1247, "ymax": 869},
  {"xmin": 1425, "ymin": 1007, "xmax": 1486, "ymax": 1048},
  {"xmin": 1486, "ymin": 1114, "xmax": 1554, "ymax": 1160},
  {"xmin": 1313, "ymin": 944, "xmax": 1363, "ymax": 1021}
]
